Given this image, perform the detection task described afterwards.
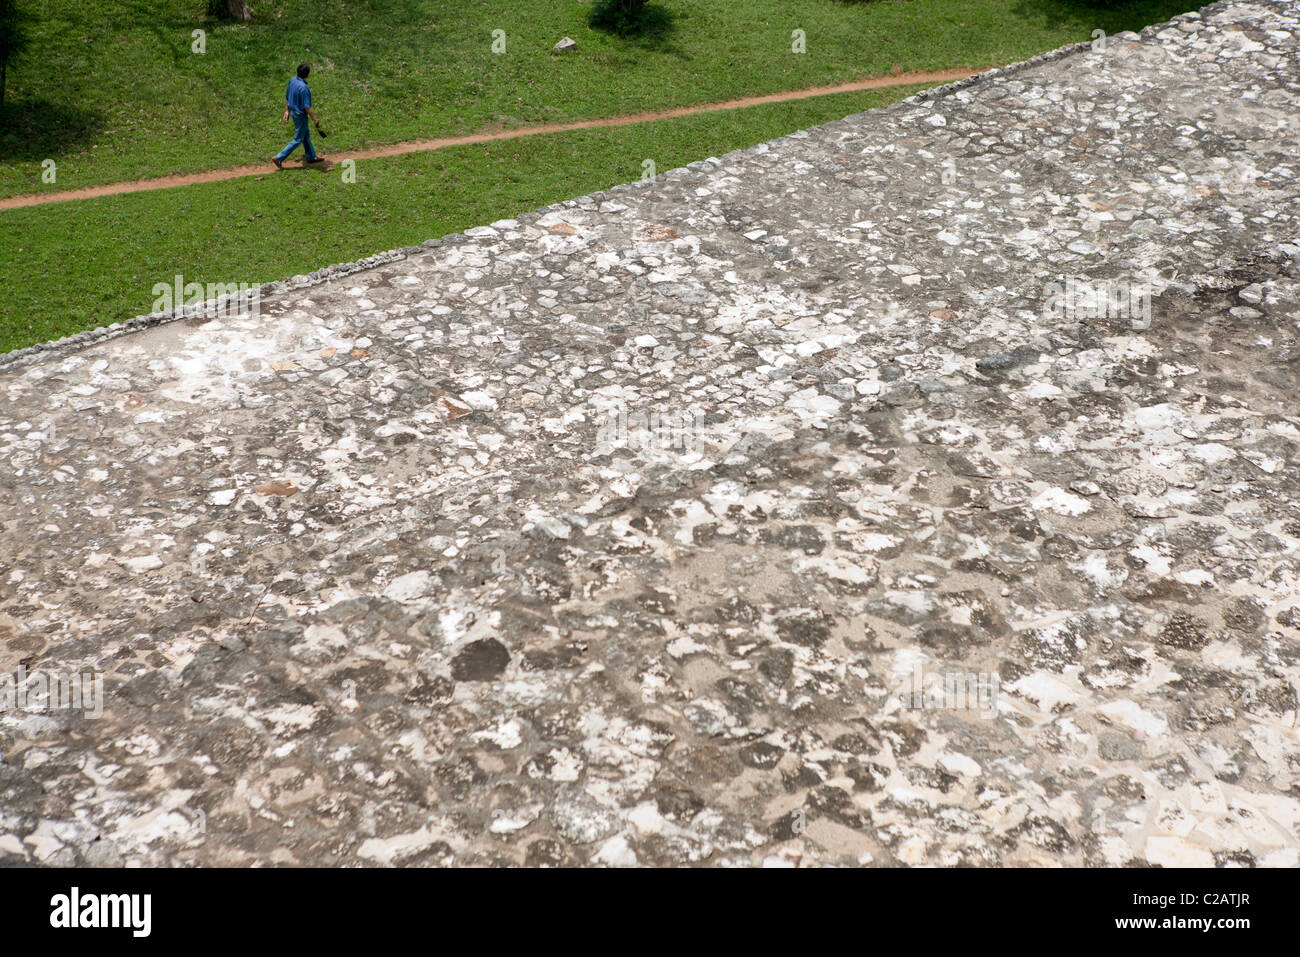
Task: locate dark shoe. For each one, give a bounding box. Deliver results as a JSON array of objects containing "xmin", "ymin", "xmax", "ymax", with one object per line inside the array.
[
  {"xmin": 272, "ymin": 156, "xmax": 283, "ymax": 169},
  {"xmin": 305, "ymin": 156, "xmax": 326, "ymax": 164}
]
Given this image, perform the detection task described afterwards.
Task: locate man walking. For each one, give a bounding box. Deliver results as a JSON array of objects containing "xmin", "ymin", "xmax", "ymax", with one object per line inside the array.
[{"xmin": 273, "ymin": 63, "xmax": 324, "ymax": 168}]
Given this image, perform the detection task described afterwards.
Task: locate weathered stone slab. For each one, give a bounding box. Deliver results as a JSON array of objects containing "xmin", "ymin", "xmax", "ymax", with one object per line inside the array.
[{"xmin": 2, "ymin": 1, "xmax": 1299, "ymax": 866}]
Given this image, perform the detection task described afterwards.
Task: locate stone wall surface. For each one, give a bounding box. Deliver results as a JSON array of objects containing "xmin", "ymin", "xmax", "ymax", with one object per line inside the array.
[{"xmin": 2, "ymin": 1, "xmax": 1300, "ymax": 866}]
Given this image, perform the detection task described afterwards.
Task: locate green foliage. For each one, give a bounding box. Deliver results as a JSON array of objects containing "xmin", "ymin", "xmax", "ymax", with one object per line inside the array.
[
  {"xmin": 590, "ymin": 0, "xmax": 657, "ymax": 36},
  {"xmin": 206, "ymin": 0, "xmax": 251, "ymax": 21},
  {"xmin": 0, "ymin": 0, "xmax": 31, "ymax": 108},
  {"xmin": 0, "ymin": 0, "xmax": 28, "ymax": 59}
]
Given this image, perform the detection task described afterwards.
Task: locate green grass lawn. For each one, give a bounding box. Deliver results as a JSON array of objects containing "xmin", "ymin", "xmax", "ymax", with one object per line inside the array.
[
  {"xmin": 0, "ymin": 0, "xmax": 1197, "ymax": 355},
  {"xmin": 1, "ymin": 0, "xmax": 1193, "ymax": 197},
  {"xmin": 1, "ymin": 84, "xmax": 933, "ymax": 353}
]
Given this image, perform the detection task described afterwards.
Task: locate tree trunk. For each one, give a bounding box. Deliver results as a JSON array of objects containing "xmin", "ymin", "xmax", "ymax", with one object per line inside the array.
[{"xmin": 222, "ymin": 0, "xmax": 253, "ymax": 21}]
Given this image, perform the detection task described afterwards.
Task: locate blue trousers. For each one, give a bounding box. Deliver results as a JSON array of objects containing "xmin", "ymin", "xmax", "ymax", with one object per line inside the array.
[{"xmin": 276, "ymin": 110, "xmax": 317, "ymax": 162}]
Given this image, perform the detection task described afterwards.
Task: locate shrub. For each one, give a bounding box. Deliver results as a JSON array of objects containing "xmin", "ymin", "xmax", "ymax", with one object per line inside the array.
[{"xmin": 590, "ymin": 0, "xmax": 653, "ymax": 35}]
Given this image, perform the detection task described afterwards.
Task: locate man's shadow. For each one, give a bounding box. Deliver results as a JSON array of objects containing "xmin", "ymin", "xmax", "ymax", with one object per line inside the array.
[{"xmin": 279, "ymin": 159, "xmax": 334, "ymax": 173}]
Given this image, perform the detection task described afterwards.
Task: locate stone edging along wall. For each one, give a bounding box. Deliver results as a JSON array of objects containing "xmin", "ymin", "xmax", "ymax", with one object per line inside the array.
[{"xmin": 0, "ymin": 2, "xmax": 1223, "ymax": 374}]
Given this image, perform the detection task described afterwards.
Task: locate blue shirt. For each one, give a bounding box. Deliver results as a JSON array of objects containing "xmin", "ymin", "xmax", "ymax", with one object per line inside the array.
[{"xmin": 286, "ymin": 76, "xmax": 311, "ymax": 113}]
